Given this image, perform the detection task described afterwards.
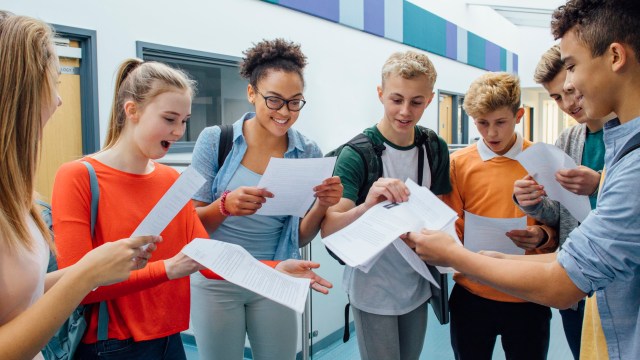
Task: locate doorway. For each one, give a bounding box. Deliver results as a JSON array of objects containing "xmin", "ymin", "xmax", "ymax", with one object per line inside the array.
[{"xmin": 35, "ymin": 26, "xmax": 99, "ymax": 202}]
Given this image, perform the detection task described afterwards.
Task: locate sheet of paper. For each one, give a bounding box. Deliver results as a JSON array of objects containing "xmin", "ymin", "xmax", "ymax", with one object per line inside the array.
[
  {"xmin": 182, "ymin": 239, "xmax": 310, "ymax": 313},
  {"xmin": 515, "ymin": 142, "xmax": 591, "ymax": 222},
  {"xmin": 392, "ymin": 238, "xmax": 439, "ymax": 288},
  {"xmin": 131, "ymin": 166, "xmax": 205, "ymax": 250},
  {"xmin": 255, "ymin": 157, "xmax": 337, "ymax": 217},
  {"xmin": 463, "ymin": 211, "xmax": 526, "ymax": 255},
  {"xmin": 322, "ymin": 200, "xmax": 422, "ymax": 267},
  {"xmin": 405, "ymin": 179, "xmax": 458, "ymax": 230}
]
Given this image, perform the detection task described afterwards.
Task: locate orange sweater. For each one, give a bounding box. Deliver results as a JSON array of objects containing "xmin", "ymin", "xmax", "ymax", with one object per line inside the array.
[
  {"xmin": 52, "ymin": 158, "xmax": 281, "ymax": 342},
  {"xmin": 443, "ymin": 141, "xmax": 557, "ymax": 302}
]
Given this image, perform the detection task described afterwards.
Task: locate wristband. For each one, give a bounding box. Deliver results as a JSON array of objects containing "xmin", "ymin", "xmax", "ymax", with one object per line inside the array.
[{"xmin": 219, "ymin": 190, "xmax": 232, "ymax": 216}]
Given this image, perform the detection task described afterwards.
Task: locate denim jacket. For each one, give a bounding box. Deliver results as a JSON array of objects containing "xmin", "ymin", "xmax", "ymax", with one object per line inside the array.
[
  {"xmin": 191, "ymin": 112, "xmax": 322, "ymax": 260},
  {"xmin": 557, "ymin": 116, "xmax": 640, "ymax": 359}
]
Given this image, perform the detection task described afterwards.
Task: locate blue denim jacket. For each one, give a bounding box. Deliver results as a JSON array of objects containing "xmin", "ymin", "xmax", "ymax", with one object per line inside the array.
[
  {"xmin": 557, "ymin": 116, "xmax": 640, "ymax": 359},
  {"xmin": 191, "ymin": 112, "xmax": 322, "ymax": 260}
]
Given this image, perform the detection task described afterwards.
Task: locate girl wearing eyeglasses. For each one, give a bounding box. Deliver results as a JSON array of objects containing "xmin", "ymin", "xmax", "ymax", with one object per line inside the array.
[{"xmin": 189, "ymin": 39, "xmax": 343, "ymax": 360}]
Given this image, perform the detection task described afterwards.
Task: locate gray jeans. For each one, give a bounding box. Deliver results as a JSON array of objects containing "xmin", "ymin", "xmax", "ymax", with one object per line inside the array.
[
  {"xmin": 190, "ymin": 273, "xmax": 298, "ymax": 360},
  {"xmin": 352, "ymin": 303, "xmax": 428, "ymax": 360}
]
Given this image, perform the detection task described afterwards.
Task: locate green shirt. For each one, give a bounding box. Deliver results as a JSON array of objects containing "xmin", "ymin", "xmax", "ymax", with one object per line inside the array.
[{"xmin": 582, "ymin": 128, "xmax": 605, "ymax": 209}]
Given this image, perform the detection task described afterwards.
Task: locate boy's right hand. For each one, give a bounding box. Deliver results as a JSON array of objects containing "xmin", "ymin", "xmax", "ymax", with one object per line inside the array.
[
  {"xmin": 77, "ymin": 235, "xmax": 162, "ymax": 287},
  {"xmin": 224, "ymin": 186, "xmax": 274, "ymax": 216},
  {"xmin": 363, "ymin": 178, "xmax": 410, "ymax": 210},
  {"xmin": 513, "ymin": 175, "xmax": 546, "ymax": 207},
  {"xmin": 164, "ymin": 251, "xmax": 206, "ymax": 280}
]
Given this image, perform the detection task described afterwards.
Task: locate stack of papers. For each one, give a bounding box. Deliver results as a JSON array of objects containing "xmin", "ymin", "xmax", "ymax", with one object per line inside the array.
[
  {"xmin": 322, "ymin": 179, "xmax": 459, "ymax": 286},
  {"xmin": 463, "ymin": 212, "xmax": 527, "ymax": 255}
]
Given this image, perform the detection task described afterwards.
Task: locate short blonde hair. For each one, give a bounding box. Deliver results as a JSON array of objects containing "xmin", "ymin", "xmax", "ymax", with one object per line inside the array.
[
  {"xmin": 381, "ymin": 51, "xmax": 437, "ymax": 88},
  {"xmin": 533, "ymin": 45, "xmax": 563, "ymax": 85},
  {"xmin": 463, "ymin": 72, "xmax": 521, "ymax": 119}
]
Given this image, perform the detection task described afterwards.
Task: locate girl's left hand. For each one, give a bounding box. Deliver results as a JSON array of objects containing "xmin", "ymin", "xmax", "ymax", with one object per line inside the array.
[
  {"xmin": 313, "ymin": 176, "xmax": 343, "ymax": 209},
  {"xmin": 275, "ymin": 260, "xmax": 333, "ymax": 294}
]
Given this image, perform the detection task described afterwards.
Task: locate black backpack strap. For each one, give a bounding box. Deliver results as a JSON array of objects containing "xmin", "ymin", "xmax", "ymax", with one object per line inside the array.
[
  {"xmin": 217, "ymin": 124, "xmax": 234, "ymax": 168},
  {"xmin": 613, "ymin": 131, "xmax": 640, "ymax": 166},
  {"xmin": 342, "ymin": 133, "xmax": 384, "ymax": 205},
  {"xmin": 415, "ymin": 126, "xmax": 441, "ymax": 189}
]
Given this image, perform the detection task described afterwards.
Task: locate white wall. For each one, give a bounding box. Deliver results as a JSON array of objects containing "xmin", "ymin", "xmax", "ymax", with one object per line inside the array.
[{"xmin": 3, "ymin": 0, "xmax": 551, "ymax": 351}]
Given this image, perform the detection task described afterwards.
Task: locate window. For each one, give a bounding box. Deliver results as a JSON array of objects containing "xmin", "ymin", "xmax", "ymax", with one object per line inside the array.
[{"xmin": 137, "ymin": 42, "xmax": 252, "ymax": 152}]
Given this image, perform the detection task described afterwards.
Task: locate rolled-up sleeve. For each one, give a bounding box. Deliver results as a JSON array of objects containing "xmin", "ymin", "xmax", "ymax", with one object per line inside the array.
[{"xmin": 557, "ymin": 153, "xmax": 640, "ymax": 294}]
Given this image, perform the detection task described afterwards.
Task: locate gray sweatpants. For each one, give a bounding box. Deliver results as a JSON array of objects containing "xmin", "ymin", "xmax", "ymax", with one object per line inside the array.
[
  {"xmin": 190, "ymin": 274, "xmax": 298, "ymax": 360},
  {"xmin": 352, "ymin": 303, "xmax": 428, "ymax": 360}
]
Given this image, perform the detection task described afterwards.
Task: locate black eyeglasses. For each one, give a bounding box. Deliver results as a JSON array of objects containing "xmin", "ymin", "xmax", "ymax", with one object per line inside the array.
[{"xmin": 256, "ymin": 90, "xmax": 306, "ymax": 112}]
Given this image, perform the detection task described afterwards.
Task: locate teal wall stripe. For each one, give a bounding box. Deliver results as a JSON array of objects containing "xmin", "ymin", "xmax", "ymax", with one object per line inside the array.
[
  {"xmin": 467, "ymin": 32, "xmax": 485, "ymax": 69},
  {"xmin": 262, "ymin": 0, "xmax": 517, "ymax": 73}
]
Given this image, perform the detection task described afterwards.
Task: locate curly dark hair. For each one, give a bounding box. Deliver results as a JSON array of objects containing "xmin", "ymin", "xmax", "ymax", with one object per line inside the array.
[
  {"xmin": 239, "ymin": 38, "xmax": 307, "ymax": 88},
  {"xmin": 551, "ymin": 0, "xmax": 640, "ymax": 62}
]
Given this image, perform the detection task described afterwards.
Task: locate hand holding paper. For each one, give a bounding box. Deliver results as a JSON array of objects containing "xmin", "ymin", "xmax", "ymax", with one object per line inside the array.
[{"xmin": 515, "ymin": 143, "xmax": 591, "ymax": 222}]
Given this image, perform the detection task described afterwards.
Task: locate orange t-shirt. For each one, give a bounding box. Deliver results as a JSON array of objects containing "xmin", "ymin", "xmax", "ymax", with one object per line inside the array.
[
  {"xmin": 443, "ymin": 141, "xmax": 557, "ymax": 302},
  {"xmin": 53, "ymin": 158, "xmax": 210, "ymax": 343}
]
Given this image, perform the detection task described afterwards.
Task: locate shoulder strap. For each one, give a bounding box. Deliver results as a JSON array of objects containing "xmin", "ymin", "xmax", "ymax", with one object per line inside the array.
[
  {"xmin": 217, "ymin": 124, "xmax": 234, "ymax": 168},
  {"xmin": 342, "ymin": 133, "xmax": 384, "ymax": 205},
  {"xmin": 613, "ymin": 131, "xmax": 640, "ymax": 166},
  {"xmin": 81, "ymin": 162, "xmax": 99, "ymax": 238},
  {"xmin": 80, "ymin": 161, "xmax": 109, "ymax": 342},
  {"xmin": 415, "ymin": 126, "xmax": 440, "ymax": 188}
]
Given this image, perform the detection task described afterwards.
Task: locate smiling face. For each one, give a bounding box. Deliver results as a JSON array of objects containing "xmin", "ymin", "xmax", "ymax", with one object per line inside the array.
[
  {"xmin": 542, "ymin": 68, "xmax": 588, "ymax": 123},
  {"xmin": 474, "ymin": 106, "xmax": 523, "ymax": 155},
  {"xmin": 128, "ymin": 90, "xmax": 191, "ymax": 159},
  {"xmin": 377, "ymin": 73, "xmax": 434, "ymax": 145},
  {"xmin": 560, "ymin": 28, "xmax": 615, "ymax": 121},
  {"xmin": 248, "ymin": 70, "xmax": 304, "ymax": 138}
]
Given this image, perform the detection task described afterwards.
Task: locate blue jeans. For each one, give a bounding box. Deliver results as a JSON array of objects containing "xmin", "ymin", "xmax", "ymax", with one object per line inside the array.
[
  {"xmin": 74, "ymin": 333, "xmax": 186, "ymax": 360},
  {"xmin": 559, "ymin": 299, "xmax": 585, "ymax": 360}
]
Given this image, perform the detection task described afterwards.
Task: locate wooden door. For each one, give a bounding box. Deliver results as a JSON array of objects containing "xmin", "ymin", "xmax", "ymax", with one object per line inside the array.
[
  {"xmin": 36, "ymin": 40, "xmax": 84, "ymax": 202},
  {"xmin": 439, "ymin": 95, "xmax": 453, "ymax": 144},
  {"xmin": 523, "ymin": 105, "xmax": 533, "ymax": 141}
]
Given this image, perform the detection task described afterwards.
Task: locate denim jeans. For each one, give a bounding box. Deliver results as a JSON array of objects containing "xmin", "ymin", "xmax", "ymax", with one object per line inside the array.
[
  {"xmin": 75, "ymin": 333, "xmax": 186, "ymax": 360},
  {"xmin": 559, "ymin": 299, "xmax": 585, "ymax": 360}
]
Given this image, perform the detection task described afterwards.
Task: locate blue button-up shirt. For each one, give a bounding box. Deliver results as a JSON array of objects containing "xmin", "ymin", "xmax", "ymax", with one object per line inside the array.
[
  {"xmin": 558, "ymin": 115, "xmax": 640, "ymax": 359},
  {"xmin": 191, "ymin": 112, "xmax": 323, "ymax": 260}
]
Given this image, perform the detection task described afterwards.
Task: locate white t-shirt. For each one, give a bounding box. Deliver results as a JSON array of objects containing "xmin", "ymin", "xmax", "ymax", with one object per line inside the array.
[{"xmin": 343, "ymin": 142, "xmax": 433, "ymax": 315}]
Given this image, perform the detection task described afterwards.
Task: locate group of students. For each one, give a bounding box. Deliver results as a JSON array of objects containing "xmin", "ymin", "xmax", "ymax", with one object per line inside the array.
[{"xmin": 1, "ymin": 0, "xmax": 639, "ymax": 360}]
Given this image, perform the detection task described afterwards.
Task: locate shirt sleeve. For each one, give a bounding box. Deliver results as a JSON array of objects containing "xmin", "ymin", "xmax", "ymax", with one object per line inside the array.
[
  {"xmin": 52, "ymin": 161, "xmax": 169, "ymax": 304},
  {"xmin": 430, "ymin": 136, "xmax": 452, "ymax": 196},
  {"xmin": 331, "ymin": 146, "xmax": 366, "ymax": 203},
  {"xmin": 557, "ymin": 153, "xmax": 640, "ymax": 294},
  {"xmin": 191, "ymin": 126, "xmax": 219, "ymax": 203}
]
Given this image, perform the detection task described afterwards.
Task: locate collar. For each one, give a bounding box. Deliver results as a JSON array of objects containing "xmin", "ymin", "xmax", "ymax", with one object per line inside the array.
[{"xmin": 477, "ymin": 132, "xmax": 524, "ymax": 161}]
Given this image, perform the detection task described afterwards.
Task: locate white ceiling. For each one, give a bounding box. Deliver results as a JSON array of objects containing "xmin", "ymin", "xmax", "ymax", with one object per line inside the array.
[{"xmin": 466, "ymin": 0, "xmax": 565, "ymax": 28}]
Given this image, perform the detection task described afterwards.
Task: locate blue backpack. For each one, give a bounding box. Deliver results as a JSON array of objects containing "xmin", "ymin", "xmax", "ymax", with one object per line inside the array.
[{"xmin": 42, "ymin": 162, "xmax": 108, "ymax": 360}]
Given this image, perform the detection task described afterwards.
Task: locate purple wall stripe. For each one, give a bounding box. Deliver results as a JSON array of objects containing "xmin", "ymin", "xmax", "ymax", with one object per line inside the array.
[{"xmin": 364, "ymin": 0, "xmax": 385, "ymax": 36}]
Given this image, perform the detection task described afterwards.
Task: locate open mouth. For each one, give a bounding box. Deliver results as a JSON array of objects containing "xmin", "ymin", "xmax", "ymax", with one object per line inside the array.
[
  {"xmin": 570, "ymin": 107, "xmax": 582, "ymax": 116},
  {"xmin": 396, "ymin": 119, "xmax": 413, "ymax": 125},
  {"xmin": 161, "ymin": 140, "xmax": 171, "ymax": 150}
]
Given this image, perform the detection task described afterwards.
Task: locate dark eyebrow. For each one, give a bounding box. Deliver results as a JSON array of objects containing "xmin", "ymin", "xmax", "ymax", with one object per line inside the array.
[{"xmin": 263, "ymin": 91, "xmax": 303, "ymax": 98}]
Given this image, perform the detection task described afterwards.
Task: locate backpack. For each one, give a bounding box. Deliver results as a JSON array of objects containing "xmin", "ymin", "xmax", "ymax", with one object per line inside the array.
[
  {"xmin": 326, "ymin": 126, "xmax": 451, "ymax": 338},
  {"xmin": 42, "ymin": 161, "xmax": 108, "ymax": 360}
]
